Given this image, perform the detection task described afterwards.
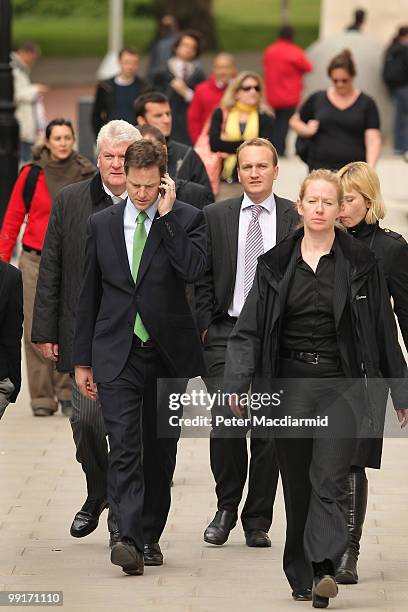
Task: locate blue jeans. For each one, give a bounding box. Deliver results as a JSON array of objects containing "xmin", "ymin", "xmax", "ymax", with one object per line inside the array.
[{"xmin": 394, "ymin": 85, "xmax": 408, "ymax": 153}]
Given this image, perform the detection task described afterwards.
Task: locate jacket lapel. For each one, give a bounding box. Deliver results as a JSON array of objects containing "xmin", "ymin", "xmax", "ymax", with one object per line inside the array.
[
  {"xmin": 109, "ymin": 201, "xmax": 134, "ymax": 287},
  {"xmin": 134, "ymin": 213, "xmax": 163, "ymax": 291},
  {"xmin": 275, "ymin": 195, "xmax": 292, "ymax": 243},
  {"xmin": 225, "ymin": 197, "xmax": 242, "ymax": 280}
]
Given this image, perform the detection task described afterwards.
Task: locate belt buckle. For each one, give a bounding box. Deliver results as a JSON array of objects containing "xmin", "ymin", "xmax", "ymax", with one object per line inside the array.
[{"xmin": 311, "ymin": 353, "xmax": 319, "ymax": 365}]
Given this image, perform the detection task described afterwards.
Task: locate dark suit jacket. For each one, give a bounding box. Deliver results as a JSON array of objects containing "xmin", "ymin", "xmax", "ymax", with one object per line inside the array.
[
  {"xmin": 73, "ymin": 199, "xmax": 207, "ymax": 383},
  {"xmin": 0, "ymin": 261, "xmax": 23, "ymax": 402},
  {"xmin": 195, "ymin": 194, "xmax": 299, "ymax": 331}
]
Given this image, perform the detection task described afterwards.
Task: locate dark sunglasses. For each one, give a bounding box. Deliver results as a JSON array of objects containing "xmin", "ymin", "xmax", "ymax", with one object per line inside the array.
[
  {"xmin": 240, "ymin": 84, "xmax": 261, "ymax": 92},
  {"xmin": 332, "ymin": 78, "xmax": 351, "ymax": 84}
]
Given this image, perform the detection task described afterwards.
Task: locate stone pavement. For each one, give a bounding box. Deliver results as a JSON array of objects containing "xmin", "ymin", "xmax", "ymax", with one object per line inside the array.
[{"xmin": 1, "ymin": 155, "xmax": 408, "ymax": 612}]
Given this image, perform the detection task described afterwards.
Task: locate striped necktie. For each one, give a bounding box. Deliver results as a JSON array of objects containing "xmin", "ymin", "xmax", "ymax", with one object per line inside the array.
[
  {"xmin": 132, "ymin": 211, "xmax": 149, "ymax": 342},
  {"xmin": 244, "ymin": 205, "xmax": 264, "ymax": 300}
]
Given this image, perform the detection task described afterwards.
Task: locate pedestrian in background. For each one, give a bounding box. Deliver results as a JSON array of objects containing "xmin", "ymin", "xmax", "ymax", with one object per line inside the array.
[
  {"xmin": 147, "ymin": 14, "xmax": 180, "ymax": 82},
  {"xmin": 11, "ymin": 41, "xmax": 48, "ymax": 163},
  {"xmin": 0, "ymin": 118, "xmax": 95, "ymax": 418},
  {"xmin": 263, "ymin": 25, "xmax": 312, "ymax": 156},
  {"xmin": 337, "ymin": 161, "xmax": 408, "ymax": 585},
  {"xmin": 188, "ymin": 53, "xmax": 237, "ymax": 145},
  {"xmin": 209, "ymin": 71, "xmax": 274, "ymax": 190},
  {"xmin": 92, "ymin": 47, "xmax": 148, "ymax": 137},
  {"xmin": 382, "ymin": 26, "xmax": 408, "ymax": 160},
  {"xmin": 152, "ymin": 31, "xmax": 206, "ymax": 145},
  {"xmin": 135, "ymin": 91, "xmax": 213, "ymax": 199},
  {"xmin": 290, "ymin": 49, "xmax": 381, "ymax": 170}
]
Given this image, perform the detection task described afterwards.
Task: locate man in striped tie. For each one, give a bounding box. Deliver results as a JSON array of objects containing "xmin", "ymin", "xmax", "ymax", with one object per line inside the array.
[
  {"xmin": 196, "ymin": 138, "xmax": 299, "ymax": 549},
  {"xmin": 73, "ymin": 139, "xmax": 206, "ymax": 575}
]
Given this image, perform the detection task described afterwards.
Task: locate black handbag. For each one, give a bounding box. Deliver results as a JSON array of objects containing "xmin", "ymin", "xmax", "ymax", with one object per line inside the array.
[{"xmin": 295, "ymin": 90, "xmax": 326, "ymax": 165}]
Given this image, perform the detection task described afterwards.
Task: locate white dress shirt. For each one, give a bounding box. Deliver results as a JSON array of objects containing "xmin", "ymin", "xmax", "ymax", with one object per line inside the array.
[
  {"xmin": 102, "ymin": 183, "xmax": 128, "ymax": 204},
  {"xmin": 228, "ymin": 192, "xmax": 277, "ymax": 318},
  {"xmin": 123, "ymin": 196, "xmax": 160, "ymax": 271}
]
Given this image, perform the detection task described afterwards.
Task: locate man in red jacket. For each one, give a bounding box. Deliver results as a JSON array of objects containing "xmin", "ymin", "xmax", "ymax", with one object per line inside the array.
[
  {"xmin": 263, "ymin": 25, "xmax": 312, "ymax": 156},
  {"xmin": 187, "ymin": 53, "xmax": 237, "ymax": 144}
]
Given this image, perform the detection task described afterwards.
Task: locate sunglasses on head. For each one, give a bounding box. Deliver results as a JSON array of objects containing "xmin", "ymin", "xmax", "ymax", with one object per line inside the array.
[{"xmin": 240, "ymin": 84, "xmax": 261, "ymax": 92}]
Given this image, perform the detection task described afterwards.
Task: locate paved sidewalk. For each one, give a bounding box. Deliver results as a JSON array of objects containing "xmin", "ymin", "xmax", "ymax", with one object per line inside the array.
[{"xmin": 1, "ymin": 156, "xmax": 408, "ymax": 611}]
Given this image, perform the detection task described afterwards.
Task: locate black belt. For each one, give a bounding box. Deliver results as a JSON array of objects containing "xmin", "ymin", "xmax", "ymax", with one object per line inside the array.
[
  {"xmin": 23, "ymin": 244, "xmax": 41, "ymax": 256},
  {"xmin": 280, "ymin": 349, "xmax": 340, "ymax": 366},
  {"xmin": 132, "ymin": 335, "xmax": 155, "ymax": 348}
]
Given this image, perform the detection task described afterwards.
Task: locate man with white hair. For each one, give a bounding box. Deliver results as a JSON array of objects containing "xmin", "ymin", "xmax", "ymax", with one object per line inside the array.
[{"xmin": 31, "ymin": 120, "xmax": 141, "ymax": 545}]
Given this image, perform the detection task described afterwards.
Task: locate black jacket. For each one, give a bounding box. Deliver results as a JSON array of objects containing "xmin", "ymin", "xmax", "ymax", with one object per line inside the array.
[
  {"xmin": 195, "ymin": 195, "xmax": 299, "ymax": 331},
  {"xmin": 348, "ymin": 221, "xmax": 408, "ymax": 468},
  {"xmin": 152, "ymin": 65, "xmax": 206, "ymax": 145},
  {"xmin": 224, "ymin": 228, "xmax": 408, "ymax": 423},
  {"xmin": 167, "ymin": 139, "xmax": 213, "ymax": 199},
  {"xmin": 73, "ymin": 199, "xmax": 207, "ymax": 382},
  {"xmin": 31, "ymin": 173, "xmax": 113, "ymax": 372},
  {"xmin": 0, "ymin": 261, "xmax": 23, "ymax": 402},
  {"xmin": 210, "ymin": 107, "xmax": 275, "ymax": 155},
  {"xmin": 92, "ymin": 76, "xmax": 148, "ymax": 136},
  {"xmin": 176, "ymin": 179, "xmax": 214, "ymax": 209},
  {"xmin": 349, "ymin": 221, "xmax": 408, "ymax": 350}
]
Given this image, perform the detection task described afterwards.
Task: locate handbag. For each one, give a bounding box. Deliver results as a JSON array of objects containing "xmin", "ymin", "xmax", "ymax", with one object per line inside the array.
[
  {"xmin": 194, "ymin": 112, "xmax": 227, "ymax": 195},
  {"xmin": 295, "ymin": 91, "xmax": 326, "ymax": 166}
]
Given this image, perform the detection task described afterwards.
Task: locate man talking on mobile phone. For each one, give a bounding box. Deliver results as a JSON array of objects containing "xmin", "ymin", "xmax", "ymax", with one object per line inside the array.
[{"xmin": 73, "ymin": 139, "xmax": 206, "ymax": 575}]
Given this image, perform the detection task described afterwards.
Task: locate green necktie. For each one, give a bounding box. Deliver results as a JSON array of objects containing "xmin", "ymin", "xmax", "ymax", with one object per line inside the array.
[{"xmin": 132, "ymin": 211, "xmax": 149, "ymax": 342}]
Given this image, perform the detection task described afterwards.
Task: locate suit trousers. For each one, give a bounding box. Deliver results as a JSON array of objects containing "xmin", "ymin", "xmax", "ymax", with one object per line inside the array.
[
  {"xmin": 70, "ymin": 377, "xmax": 108, "ymax": 501},
  {"xmin": 19, "ymin": 249, "xmax": 71, "ymax": 412},
  {"xmin": 97, "ymin": 340, "xmax": 183, "ymax": 552},
  {"xmin": 203, "ymin": 316, "xmax": 279, "ymax": 531},
  {"xmin": 272, "ymin": 107, "xmax": 296, "ymax": 156},
  {"xmin": 275, "ymin": 357, "xmax": 357, "ymax": 592}
]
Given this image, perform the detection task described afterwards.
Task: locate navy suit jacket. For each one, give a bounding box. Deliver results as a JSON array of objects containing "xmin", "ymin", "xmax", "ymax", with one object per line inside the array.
[{"xmin": 73, "ymin": 199, "xmax": 207, "ymax": 382}]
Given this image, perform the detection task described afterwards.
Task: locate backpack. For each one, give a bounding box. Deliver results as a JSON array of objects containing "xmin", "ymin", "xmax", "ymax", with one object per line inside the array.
[
  {"xmin": 382, "ymin": 44, "xmax": 408, "ymax": 89},
  {"xmin": 22, "ymin": 165, "xmax": 41, "ymax": 214}
]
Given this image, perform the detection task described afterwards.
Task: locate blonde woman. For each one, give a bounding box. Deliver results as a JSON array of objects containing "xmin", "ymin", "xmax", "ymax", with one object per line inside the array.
[
  {"xmin": 209, "ymin": 71, "xmax": 275, "ymax": 183},
  {"xmin": 224, "ymin": 169, "xmax": 408, "ymax": 607},
  {"xmin": 337, "ymin": 161, "xmax": 408, "ymax": 585}
]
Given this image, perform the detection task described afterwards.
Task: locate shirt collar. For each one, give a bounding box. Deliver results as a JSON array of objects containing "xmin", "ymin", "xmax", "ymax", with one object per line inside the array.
[
  {"xmin": 242, "ymin": 191, "xmax": 276, "ymax": 214},
  {"xmin": 102, "ymin": 183, "xmax": 128, "ymax": 201},
  {"xmin": 125, "ymin": 195, "xmax": 160, "ymax": 223}
]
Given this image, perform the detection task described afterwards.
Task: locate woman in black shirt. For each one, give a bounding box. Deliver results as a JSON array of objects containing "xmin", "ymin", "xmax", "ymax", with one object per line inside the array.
[
  {"xmin": 336, "ymin": 161, "xmax": 408, "ymax": 585},
  {"xmin": 290, "ymin": 49, "xmax": 381, "ymax": 171},
  {"xmin": 224, "ymin": 169, "xmax": 408, "ymax": 608}
]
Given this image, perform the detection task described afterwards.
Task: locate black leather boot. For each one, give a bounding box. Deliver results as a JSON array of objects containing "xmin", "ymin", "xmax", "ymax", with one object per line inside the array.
[{"xmin": 335, "ymin": 468, "xmax": 368, "ymax": 585}]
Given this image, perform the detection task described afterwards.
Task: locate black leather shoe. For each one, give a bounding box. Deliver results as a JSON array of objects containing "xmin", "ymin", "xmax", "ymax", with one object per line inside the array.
[
  {"xmin": 111, "ymin": 540, "xmax": 144, "ymax": 575},
  {"xmin": 292, "ymin": 588, "xmax": 312, "ymax": 601},
  {"xmin": 244, "ymin": 530, "xmax": 271, "ymax": 548},
  {"xmin": 109, "ymin": 529, "xmax": 121, "ymax": 548},
  {"xmin": 203, "ymin": 510, "xmax": 237, "ymax": 545},
  {"xmin": 312, "ymin": 575, "xmax": 338, "ymax": 608},
  {"xmin": 144, "ymin": 543, "xmax": 163, "ymax": 566},
  {"xmin": 70, "ymin": 498, "xmax": 108, "ymax": 538},
  {"xmin": 60, "ymin": 400, "xmax": 73, "ymax": 418}
]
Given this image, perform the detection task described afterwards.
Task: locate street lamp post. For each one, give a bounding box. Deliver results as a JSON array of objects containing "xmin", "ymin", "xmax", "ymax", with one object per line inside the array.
[
  {"xmin": 0, "ymin": 0, "xmax": 19, "ymax": 227},
  {"xmin": 97, "ymin": 0, "xmax": 124, "ymax": 80}
]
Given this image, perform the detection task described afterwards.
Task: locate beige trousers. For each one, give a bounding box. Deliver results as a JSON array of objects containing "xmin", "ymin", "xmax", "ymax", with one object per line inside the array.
[{"xmin": 19, "ymin": 249, "xmax": 71, "ymax": 412}]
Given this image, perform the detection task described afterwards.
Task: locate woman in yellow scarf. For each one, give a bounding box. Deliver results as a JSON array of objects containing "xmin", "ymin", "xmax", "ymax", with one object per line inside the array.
[{"xmin": 209, "ymin": 71, "xmax": 275, "ymax": 184}]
